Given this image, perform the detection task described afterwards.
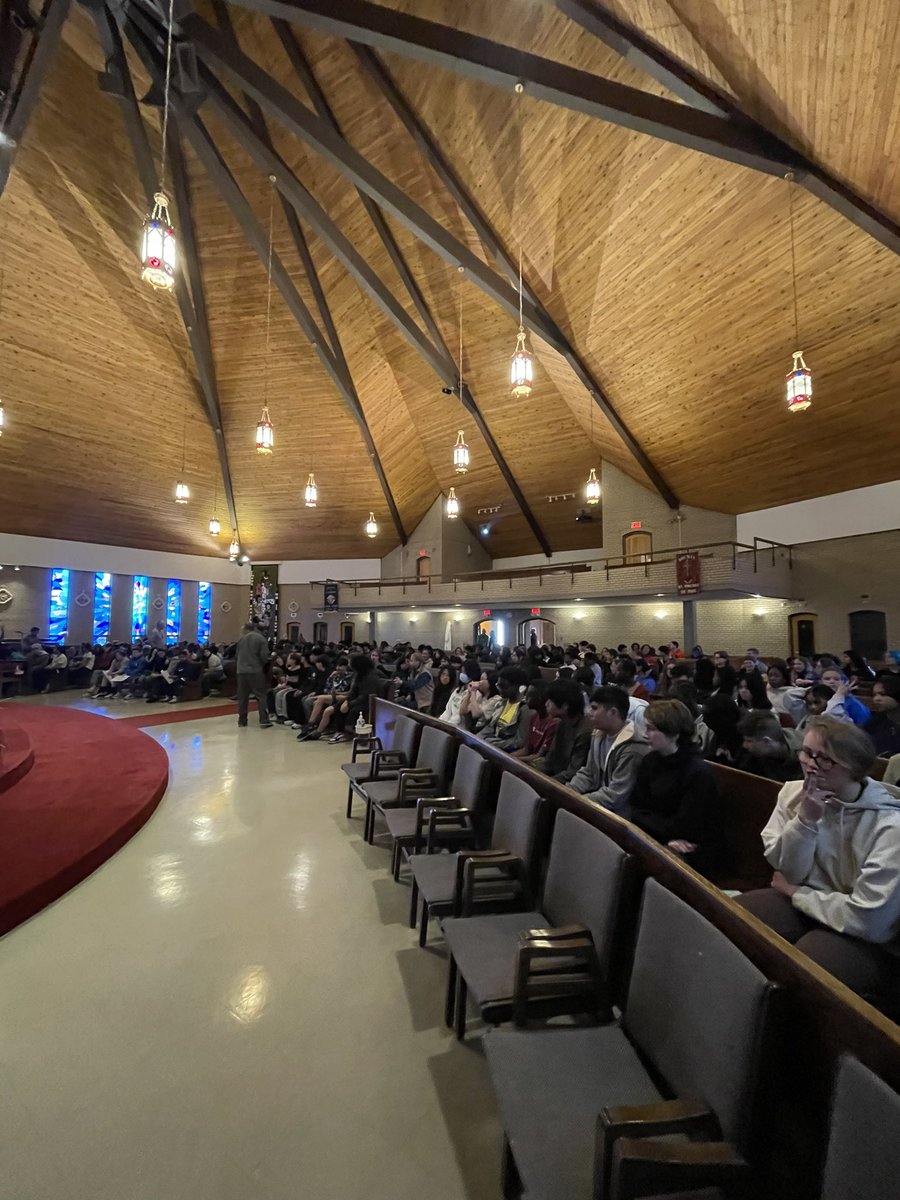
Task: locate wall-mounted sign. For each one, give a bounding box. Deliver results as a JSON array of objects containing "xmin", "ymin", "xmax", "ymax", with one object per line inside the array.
[
  {"xmin": 0, "ymin": 587, "xmax": 11, "ymax": 606},
  {"xmin": 676, "ymin": 550, "xmax": 701, "ymax": 595},
  {"xmin": 74, "ymin": 591, "xmax": 90, "ymax": 607},
  {"xmin": 324, "ymin": 583, "xmax": 339, "ymax": 611},
  {"xmin": 630, "ymin": 521, "xmax": 642, "ymax": 529}
]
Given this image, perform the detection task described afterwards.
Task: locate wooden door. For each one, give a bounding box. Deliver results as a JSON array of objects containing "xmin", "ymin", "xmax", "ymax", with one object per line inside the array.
[
  {"xmin": 623, "ymin": 531, "xmax": 653, "ymax": 565},
  {"xmin": 789, "ymin": 613, "xmax": 817, "ymax": 658},
  {"xmin": 849, "ymin": 610, "xmax": 887, "ymax": 661}
]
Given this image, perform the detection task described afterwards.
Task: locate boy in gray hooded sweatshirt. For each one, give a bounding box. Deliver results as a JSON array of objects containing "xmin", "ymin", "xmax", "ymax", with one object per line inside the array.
[{"xmin": 739, "ymin": 716, "xmax": 900, "ymax": 1004}]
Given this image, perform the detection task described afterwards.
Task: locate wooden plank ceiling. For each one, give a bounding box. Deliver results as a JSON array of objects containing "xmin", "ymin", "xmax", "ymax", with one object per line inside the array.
[{"xmin": 1, "ymin": 0, "xmax": 899, "ymax": 561}]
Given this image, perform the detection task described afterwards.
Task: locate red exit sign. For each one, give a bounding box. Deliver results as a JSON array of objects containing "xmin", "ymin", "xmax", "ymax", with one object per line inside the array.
[
  {"xmin": 531, "ymin": 608, "xmax": 541, "ymax": 616},
  {"xmin": 630, "ymin": 521, "xmax": 642, "ymax": 529},
  {"xmin": 483, "ymin": 609, "xmax": 491, "ymax": 617}
]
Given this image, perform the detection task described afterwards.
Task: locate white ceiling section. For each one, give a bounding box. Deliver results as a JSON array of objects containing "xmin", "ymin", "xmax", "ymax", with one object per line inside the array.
[{"xmin": 736, "ymin": 482, "xmax": 900, "ymax": 547}]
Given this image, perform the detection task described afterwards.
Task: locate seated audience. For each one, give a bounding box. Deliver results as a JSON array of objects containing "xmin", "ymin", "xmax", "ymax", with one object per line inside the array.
[
  {"xmin": 702, "ymin": 692, "xmax": 743, "ymax": 765},
  {"xmin": 326, "ymin": 655, "xmax": 382, "ymax": 743},
  {"xmin": 630, "ymin": 699, "xmax": 724, "ymax": 877},
  {"xmin": 478, "ymin": 667, "xmax": 531, "ymax": 752},
  {"xmin": 511, "ymin": 680, "xmax": 559, "ymax": 762},
  {"xmin": 842, "ymin": 649, "xmax": 876, "ymax": 683},
  {"xmin": 818, "ymin": 667, "xmax": 871, "ymax": 727},
  {"xmin": 296, "ymin": 658, "xmax": 353, "ymax": 740},
  {"xmin": 429, "ymin": 665, "xmax": 458, "ymax": 718},
  {"xmin": 534, "ymin": 680, "xmax": 592, "ymax": 783},
  {"xmin": 460, "ymin": 671, "xmax": 502, "ymax": 734},
  {"xmin": 737, "ymin": 709, "xmax": 803, "ymax": 782},
  {"xmin": 864, "ymin": 677, "xmax": 900, "ymax": 758},
  {"xmin": 793, "ymin": 685, "xmax": 832, "ymax": 738},
  {"xmin": 438, "ymin": 659, "xmax": 479, "ymax": 726},
  {"xmin": 568, "ymin": 685, "xmax": 650, "ymax": 815},
  {"xmin": 667, "ymin": 679, "xmax": 714, "ymax": 755},
  {"xmin": 396, "ymin": 652, "xmax": 434, "ymax": 713},
  {"xmin": 765, "ymin": 659, "xmax": 800, "ymax": 719},
  {"xmin": 738, "ymin": 717, "xmax": 900, "ymax": 1002},
  {"xmin": 737, "ymin": 669, "xmax": 772, "ymax": 711},
  {"xmin": 200, "ymin": 646, "xmax": 225, "ymax": 696}
]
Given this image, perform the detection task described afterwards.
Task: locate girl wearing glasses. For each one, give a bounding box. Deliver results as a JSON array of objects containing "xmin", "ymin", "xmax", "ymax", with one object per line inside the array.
[{"xmin": 738, "ymin": 716, "xmax": 900, "ymax": 1003}]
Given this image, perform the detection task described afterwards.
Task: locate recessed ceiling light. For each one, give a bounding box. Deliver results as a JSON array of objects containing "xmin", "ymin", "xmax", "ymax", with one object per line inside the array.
[{"xmin": 574, "ymin": 598, "xmax": 582, "ymax": 601}]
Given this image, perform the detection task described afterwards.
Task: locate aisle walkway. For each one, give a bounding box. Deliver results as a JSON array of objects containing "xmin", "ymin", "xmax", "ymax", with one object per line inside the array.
[{"xmin": 0, "ymin": 715, "xmax": 501, "ymax": 1199}]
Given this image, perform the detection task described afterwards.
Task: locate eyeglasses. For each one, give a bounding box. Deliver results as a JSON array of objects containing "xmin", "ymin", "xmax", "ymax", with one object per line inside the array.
[{"xmin": 798, "ymin": 746, "xmax": 836, "ymax": 770}]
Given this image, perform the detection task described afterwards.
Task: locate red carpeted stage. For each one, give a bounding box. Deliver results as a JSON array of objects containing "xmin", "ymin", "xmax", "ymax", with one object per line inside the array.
[{"xmin": 0, "ymin": 705, "xmax": 169, "ymax": 937}]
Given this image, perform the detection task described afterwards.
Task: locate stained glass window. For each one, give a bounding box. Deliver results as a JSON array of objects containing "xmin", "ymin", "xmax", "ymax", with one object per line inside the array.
[
  {"xmin": 197, "ymin": 582, "xmax": 212, "ymax": 645},
  {"xmin": 166, "ymin": 580, "xmax": 181, "ymax": 644},
  {"xmin": 93, "ymin": 572, "xmax": 111, "ymax": 643},
  {"xmin": 49, "ymin": 569, "xmax": 70, "ymax": 641},
  {"xmin": 132, "ymin": 576, "xmax": 150, "ymax": 641}
]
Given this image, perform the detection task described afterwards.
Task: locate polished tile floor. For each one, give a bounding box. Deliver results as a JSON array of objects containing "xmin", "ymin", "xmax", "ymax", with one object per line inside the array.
[{"xmin": 0, "ymin": 710, "xmax": 502, "ymax": 1199}]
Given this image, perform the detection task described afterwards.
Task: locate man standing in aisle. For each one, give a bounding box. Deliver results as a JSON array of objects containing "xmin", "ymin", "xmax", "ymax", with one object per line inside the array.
[{"xmin": 236, "ymin": 622, "xmax": 272, "ymax": 729}]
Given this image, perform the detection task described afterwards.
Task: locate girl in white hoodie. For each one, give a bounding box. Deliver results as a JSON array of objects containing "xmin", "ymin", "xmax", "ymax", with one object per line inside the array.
[{"xmin": 738, "ymin": 716, "xmax": 900, "ymax": 1003}]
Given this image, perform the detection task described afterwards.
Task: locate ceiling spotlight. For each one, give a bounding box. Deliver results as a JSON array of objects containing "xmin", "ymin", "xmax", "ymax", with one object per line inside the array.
[
  {"xmin": 240, "ymin": 555, "xmax": 250, "ymax": 564},
  {"xmin": 480, "ymin": 525, "xmax": 489, "ymax": 536}
]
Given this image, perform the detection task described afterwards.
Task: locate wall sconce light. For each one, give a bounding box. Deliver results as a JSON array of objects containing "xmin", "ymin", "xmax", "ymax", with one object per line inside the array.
[{"xmin": 654, "ymin": 609, "xmax": 667, "ymax": 620}]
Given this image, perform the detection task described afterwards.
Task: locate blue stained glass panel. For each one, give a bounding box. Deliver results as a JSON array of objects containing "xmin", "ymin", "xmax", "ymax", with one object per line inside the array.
[
  {"xmin": 166, "ymin": 580, "xmax": 181, "ymax": 644},
  {"xmin": 132, "ymin": 576, "xmax": 150, "ymax": 641},
  {"xmin": 198, "ymin": 582, "xmax": 212, "ymax": 644},
  {"xmin": 93, "ymin": 572, "xmax": 111, "ymax": 642},
  {"xmin": 49, "ymin": 569, "xmax": 70, "ymax": 641}
]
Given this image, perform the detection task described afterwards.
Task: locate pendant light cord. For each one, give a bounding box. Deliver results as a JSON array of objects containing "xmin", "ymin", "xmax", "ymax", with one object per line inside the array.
[
  {"xmin": 458, "ymin": 285, "xmax": 464, "ymax": 393},
  {"xmin": 264, "ymin": 180, "xmax": 274, "ymax": 405},
  {"xmin": 787, "ymin": 172, "xmax": 800, "ymax": 347},
  {"xmin": 518, "ymin": 246, "xmax": 523, "ymax": 330},
  {"xmin": 159, "ymin": 0, "xmax": 175, "ymax": 192}
]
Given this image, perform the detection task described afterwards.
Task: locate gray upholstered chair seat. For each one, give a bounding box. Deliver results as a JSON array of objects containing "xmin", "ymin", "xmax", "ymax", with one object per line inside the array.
[
  {"xmin": 341, "ymin": 761, "xmax": 394, "ymax": 784},
  {"xmin": 361, "ymin": 778, "xmax": 411, "ymax": 806},
  {"xmin": 485, "ymin": 1026, "xmax": 663, "ymax": 1200},
  {"xmin": 442, "ymin": 911, "xmax": 548, "ymax": 1006}
]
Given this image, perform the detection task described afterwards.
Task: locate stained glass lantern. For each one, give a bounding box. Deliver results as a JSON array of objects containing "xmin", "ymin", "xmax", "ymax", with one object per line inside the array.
[
  {"xmin": 510, "ymin": 327, "xmax": 534, "ymax": 397},
  {"xmin": 304, "ymin": 473, "xmax": 318, "ymax": 508},
  {"xmin": 365, "ymin": 512, "xmax": 378, "ymax": 539},
  {"xmin": 786, "ymin": 350, "xmax": 812, "ymax": 413},
  {"xmin": 141, "ymin": 192, "xmax": 176, "ymax": 291},
  {"xmin": 229, "ymin": 535, "xmax": 240, "ymax": 561},
  {"xmin": 585, "ymin": 467, "xmax": 601, "ymax": 506},
  {"xmin": 255, "ymin": 406, "xmax": 275, "ymax": 454},
  {"xmin": 209, "ymin": 515, "xmax": 221, "ymax": 537},
  {"xmin": 446, "ymin": 488, "xmax": 460, "ymax": 519},
  {"xmin": 453, "ymin": 430, "xmax": 469, "ymax": 474},
  {"xmin": 175, "ymin": 480, "xmax": 190, "ymax": 504}
]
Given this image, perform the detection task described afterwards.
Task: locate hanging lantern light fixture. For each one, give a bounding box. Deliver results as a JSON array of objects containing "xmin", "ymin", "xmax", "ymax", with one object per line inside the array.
[
  {"xmin": 255, "ymin": 177, "xmax": 277, "ymax": 452},
  {"xmin": 453, "ymin": 430, "xmax": 469, "ymax": 474},
  {"xmin": 784, "ymin": 172, "xmax": 811, "ymax": 413},
  {"xmin": 141, "ymin": 193, "xmax": 176, "ymax": 291},
  {"xmin": 304, "ymin": 473, "xmax": 318, "ymax": 508},
  {"xmin": 229, "ymin": 534, "xmax": 240, "ymax": 561},
  {"xmin": 446, "ymin": 488, "xmax": 460, "ymax": 519},
  {"xmin": 510, "ymin": 249, "xmax": 534, "ymax": 397},
  {"xmin": 365, "ymin": 512, "xmax": 378, "ymax": 539},
  {"xmin": 175, "ymin": 480, "xmax": 190, "ymax": 504},
  {"xmin": 140, "ymin": 0, "xmax": 177, "ymax": 291},
  {"xmin": 208, "ymin": 514, "xmax": 221, "ymax": 536},
  {"xmin": 585, "ymin": 467, "xmax": 601, "ymax": 506},
  {"xmin": 255, "ymin": 405, "xmax": 274, "ymax": 454}
]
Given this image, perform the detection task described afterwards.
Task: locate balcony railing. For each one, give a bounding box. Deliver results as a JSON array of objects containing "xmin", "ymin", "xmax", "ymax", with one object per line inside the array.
[{"xmin": 310, "ymin": 538, "xmax": 792, "ymax": 599}]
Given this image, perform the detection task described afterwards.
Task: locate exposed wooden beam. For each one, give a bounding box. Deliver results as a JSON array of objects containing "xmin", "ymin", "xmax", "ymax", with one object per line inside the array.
[
  {"xmin": 89, "ymin": 0, "xmax": 242, "ymax": 537},
  {"xmin": 350, "ymin": 42, "xmax": 678, "ymax": 509},
  {"xmin": 180, "ymin": 13, "xmax": 574, "ymax": 354},
  {"xmin": 349, "ymin": 42, "xmax": 541, "ymax": 312},
  {"xmin": 0, "ymin": 0, "xmax": 70, "ymax": 197},
  {"xmin": 206, "ymin": 0, "xmax": 408, "ymax": 542},
  {"xmin": 214, "ymin": 0, "xmax": 797, "ymax": 176},
  {"xmin": 272, "ymin": 19, "xmax": 452, "ymax": 366},
  {"xmin": 200, "ymin": 67, "xmax": 552, "ymax": 553},
  {"xmin": 551, "ymin": 0, "xmax": 734, "ymax": 116},
  {"xmin": 554, "ymin": 0, "xmax": 900, "ymax": 258}
]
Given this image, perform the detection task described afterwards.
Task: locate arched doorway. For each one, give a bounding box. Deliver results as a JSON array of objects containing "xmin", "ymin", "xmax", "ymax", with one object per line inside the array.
[
  {"xmin": 516, "ymin": 618, "xmax": 557, "ymax": 646},
  {"xmin": 416, "ymin": 555, "xmax": 431, "ymax": 580},
  {"xmin": 623, "ymin": 530, "xmax": 653, "ymax": 565},
  {"xmin": 849, "ymin": 610, "xmax": 887, "ymax": 661},
  {"xmin": 789, "ymin": 612, "xmax": 818, "ymax": 658},
  {"xmin": 473, "ymin": 618, "xmax": 506, "ymax": 649}
]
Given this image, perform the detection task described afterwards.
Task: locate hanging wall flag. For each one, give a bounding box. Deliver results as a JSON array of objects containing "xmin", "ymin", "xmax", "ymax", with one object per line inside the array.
[
  {"xmin": 324, "ymin": 583, "xmax": 340, "ymax": 612},
  {"xmin": 676, "ymin": 550, "xmax": 701, "ymax": 596}
]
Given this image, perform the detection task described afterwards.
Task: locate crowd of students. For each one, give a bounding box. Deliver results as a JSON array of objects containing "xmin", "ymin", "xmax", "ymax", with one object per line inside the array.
[{"xmin": 265, "ymin": 632, "xmax": 900, "ymax": 1008}]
